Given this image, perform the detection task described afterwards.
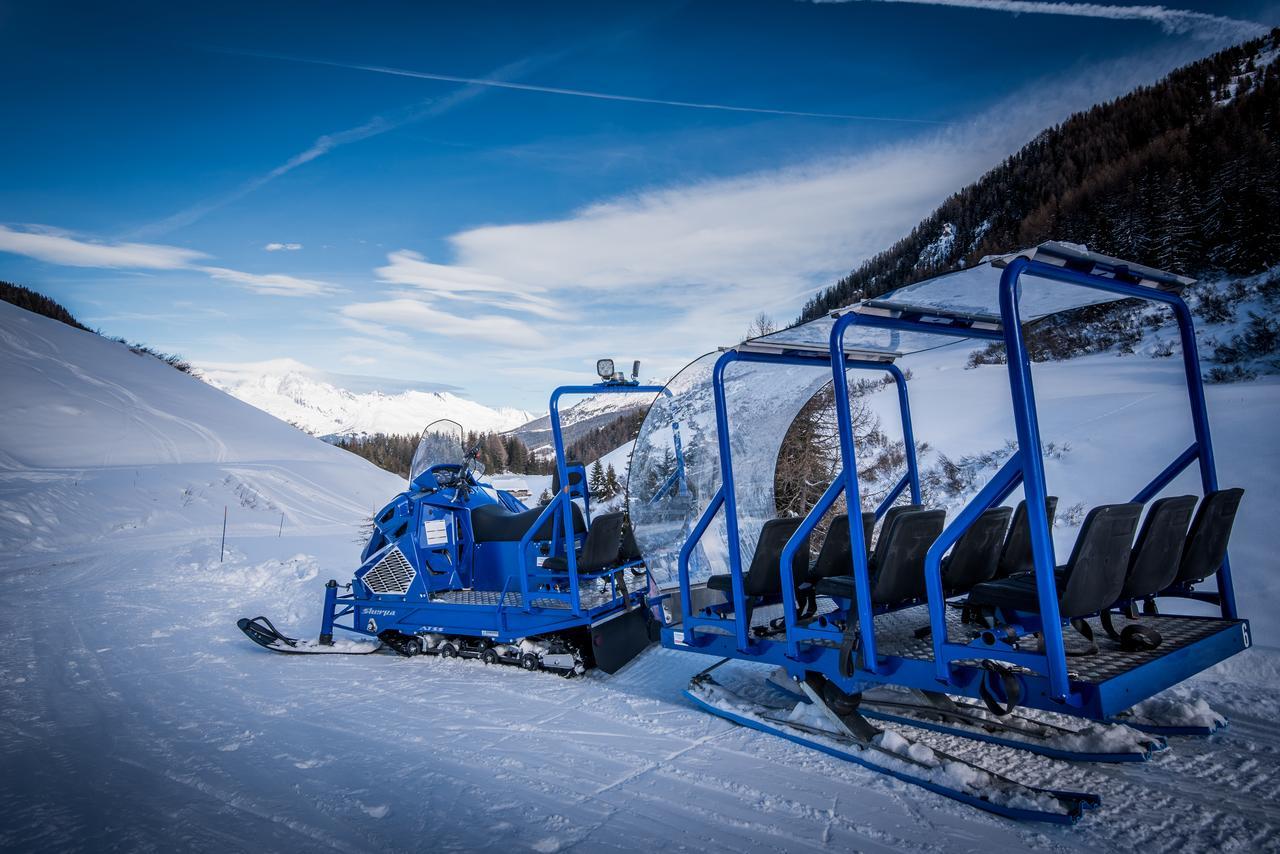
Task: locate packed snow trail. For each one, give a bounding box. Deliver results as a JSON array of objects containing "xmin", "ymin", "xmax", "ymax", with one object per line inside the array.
[{"xmin": 2, "ymin": 302, "xmax": 1280, "ymax": 851}]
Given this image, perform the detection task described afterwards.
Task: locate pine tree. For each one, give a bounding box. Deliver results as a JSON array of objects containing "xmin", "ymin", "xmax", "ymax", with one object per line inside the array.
[
  {"xmin": 604, "ymin": 463, "xmax": 621, "ymax": 499},
  {"xmin": 589, "ymin": 459, "xmax": 606, "ymax": 497}
]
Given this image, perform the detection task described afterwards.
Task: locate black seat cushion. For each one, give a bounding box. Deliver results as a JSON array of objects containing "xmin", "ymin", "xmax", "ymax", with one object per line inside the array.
[
  {"xmin": 706, "ymin": 517, "xmax": 808, "ymax": 599},
  {"xmin": 969, "ymin": 502, "xmax": 1141, "ymax": 619},
  {"xmin": 472, "ymin": 502, "xmax": 586, "ymax": 543},
  {"xmin": 942, "ymin": 506, "xmax": 1013, "ymax": 594},
  {"xmin": 809, "ymin": 514, "xmax": 854, "ymax": 581},
  {"xmin": 996, "ymin": 497, "xmax": 1059, "ymax": 579},
  {"xmin": 1121, "ymin": 495, "xmax": 1196, "ymax": 599},
  {"xmin": 814, "ymin": 575, "xmax": 857, "ymax": 600},
  {"xmin": 813, "ymin": 508, "xmax": 945, "ymax": 606},
  {"xmin": 1175, "ymin": 488, "xmax": 1245, "ymax": 586},
  {"xmin": 964, "ymin": 572, "xmax": 1063, "ymax": 613},
  {"xmin": 542, "ymin": 511, "xmax": 625, "ymax": 573}
]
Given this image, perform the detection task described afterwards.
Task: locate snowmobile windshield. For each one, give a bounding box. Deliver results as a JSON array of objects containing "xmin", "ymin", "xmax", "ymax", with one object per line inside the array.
[{"xmin": 409, "ymin": 421, "xmax": 466, "ymax": 484}]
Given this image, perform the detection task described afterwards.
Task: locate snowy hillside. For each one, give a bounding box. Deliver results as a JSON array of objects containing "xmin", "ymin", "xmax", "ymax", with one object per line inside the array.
[
  {"xmin": 509, "ymin": 391, "xmax": 650, "ymax": 457},
  {"xmin": 3, "ymin": 299, "xmax": 1280, "ymax": 851},
  {"xmin": 199, "ymin": 359, "xmax": 533, "ymax": 437}
]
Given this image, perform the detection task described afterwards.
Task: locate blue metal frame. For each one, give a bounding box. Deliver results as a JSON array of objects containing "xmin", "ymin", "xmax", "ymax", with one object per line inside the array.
[
  {"xmin": 549, "ymin": 380, "xmax": 670, "ymax": 617},
  {"xmin": 676, "ymin": 348, "xmax": 918, "ymax": 654},
  {"xmin": 663, "ymin": 255, "xmax": 1249, "ymax": 720},
  {"xmin": 828, "ymin": 257, "xmax": 1237, "ymax": 702}
]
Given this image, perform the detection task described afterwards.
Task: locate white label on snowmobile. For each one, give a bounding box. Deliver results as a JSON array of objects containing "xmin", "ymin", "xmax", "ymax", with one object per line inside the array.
[
  {"xmin": 481, "ymin": 630, "xmax": 498, "ymax": 637},
  {"xmin": 367, "ymin": 618, "xmax": 378, "ymax": 633},
  {"xmin": 423, "ymin": 519, "xmax": 449, "ymax": 545}
]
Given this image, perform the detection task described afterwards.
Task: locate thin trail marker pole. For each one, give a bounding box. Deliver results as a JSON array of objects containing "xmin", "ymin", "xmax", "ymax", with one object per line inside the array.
[
  {"xmin": 279, "ymin": 513, "xmax": 284, "ymax": 538},
  {"xmin": 221, "ymin": 506, "xmax": 228, "ymax": 562}
]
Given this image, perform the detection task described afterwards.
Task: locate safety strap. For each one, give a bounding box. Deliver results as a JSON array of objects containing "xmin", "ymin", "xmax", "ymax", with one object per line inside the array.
[
  {"xmin": 1067, "ymin": 618, "xmax": 1099, "ymax": 656},
  {"xmin": 978, "ymin": 660, "xmax": 1022, "ymax": 716},
  {"xmin": 838, "ymin": 620, "xmax": 862, "ymax": 679},
  {"xmin": 1100, "ymin": 610, "xmax": 1163, "ymax": 652}
]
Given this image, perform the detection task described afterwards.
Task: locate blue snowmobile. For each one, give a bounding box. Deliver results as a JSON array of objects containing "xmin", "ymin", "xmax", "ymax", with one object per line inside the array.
[{"xmin": 239, "ymin": 359, "xmax": 674, "ymax": 675}]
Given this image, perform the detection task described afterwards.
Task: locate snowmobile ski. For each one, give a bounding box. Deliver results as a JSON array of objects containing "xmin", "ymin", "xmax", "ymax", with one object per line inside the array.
[
  {"xmin": 692, "ymin": 665, "xmax": 1100, "ymax": 824},
  {"xmin": 237, "ymin": 616, "xmax": 385, "ymax": 655},
  {"xmin": 765, "ymin": 671, "xmax": 1163, "ymax": 763}
]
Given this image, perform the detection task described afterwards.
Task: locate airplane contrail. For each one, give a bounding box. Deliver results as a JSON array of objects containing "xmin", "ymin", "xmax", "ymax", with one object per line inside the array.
[{"xmin": 237, "ymin": 50, "xmax": 947, "ymax": 126}]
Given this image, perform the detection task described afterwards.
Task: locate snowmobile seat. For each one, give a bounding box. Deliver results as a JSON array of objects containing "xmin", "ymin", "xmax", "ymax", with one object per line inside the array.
[
  {"xmin": 707, "ymin": 517, "xmax": 809, "ymax": 598},
  {"xmin": 941, "ymin": 506, "xmax": 1013, "ymax": 595},
  {"xmin": 966, "ymin": 502, "xmax": 1142, "ymax": 619},
  {"xmin": 1173, "ymin": 488, "xmax": 1244, "ymax": 587},
  {"xmin": 995, "ymin": 496, "xmax": 1059, "ymax": 579},
  {"xmin": 471, "ymin": 502, "xmax": 586, "ymax": 544},
  {"xmin": 542, "ymin": 511, "xmax": 626, "ymax": 573},
  {"xmin": 860, "ymin": 512, "xmax": 876, "ymax": 555},
  {"xmin": 1117, "ymin": 495, "xmax": 1197, "ymax": 601},
  {"xmin": 814, "ymin": 508, "xmax": 945, "ymax": 605}
]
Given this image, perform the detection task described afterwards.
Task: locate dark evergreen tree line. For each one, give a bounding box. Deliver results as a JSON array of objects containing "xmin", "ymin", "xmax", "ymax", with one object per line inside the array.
[{"xmin": 799, "ymin": 31, "xmax": 1280, "ymax": 323}]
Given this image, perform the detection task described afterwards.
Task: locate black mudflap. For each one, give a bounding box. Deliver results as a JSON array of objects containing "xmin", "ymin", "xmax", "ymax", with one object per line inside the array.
[{"xmin": 589, "ymin": 608, "xmax": 653, "ymax": 674}]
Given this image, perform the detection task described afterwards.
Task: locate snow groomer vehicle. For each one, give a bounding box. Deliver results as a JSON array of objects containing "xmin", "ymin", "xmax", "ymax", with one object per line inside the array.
[
  {"xmin": 629, "ymin": 243, "xmax": 1250, "ymax": 823},
  {"xmin": 240, "ymin": 359, "xmax": 677, "ymax": 675}
]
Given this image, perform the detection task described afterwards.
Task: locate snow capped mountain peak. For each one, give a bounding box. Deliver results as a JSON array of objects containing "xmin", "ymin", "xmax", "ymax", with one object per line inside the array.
[{"xmin": 199, "ymin": 360, "xmax": 534, "ymax": 437}]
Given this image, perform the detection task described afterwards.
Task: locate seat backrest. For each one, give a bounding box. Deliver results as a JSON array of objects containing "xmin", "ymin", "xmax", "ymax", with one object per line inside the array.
[
  {"xmin": 577, "ymin": 512, "xmax": 625, "ymax": 572},
  {"xmin": 1122, "ymin": 495, "xmax": 1197, "ymax": 599},
  {"xmin": 942, "ymin": 506, "xmax": 1013, "ymax": 594},
  {"xmin": 810, "ymin": 514, "xmax": 853, "ymax": 581},
  {"xmin": 996, "ymin": 496, "xmax": 1059, "ymax": 579},
  {"xmin": 870, "ymin": 504, "xmax": 924, "ymax": 567},
  {"xmin": 869, "ymin": 509, "xmax": 945, "ymax": 604},
  {"xmin": 1175, "ymin": 488, "xmax": 1245, "ymax": 586},
  {"xmin": 618, "ymin": 516, "xmax": 643, "ymax": 562},
  {"xmin": 743, "ymin": 517, "xmax": 808, "ymax": 597},
  {"xmin": 861, "ymin": 512, "xmax": 876, "ymax": 556},
  {"xmin": 1058, "ymin": 503, "xmax": 1142, "ymax": 618},
  {"xmin": 551, "ymin": 461, "xmax": 586, "ymax": 495}
]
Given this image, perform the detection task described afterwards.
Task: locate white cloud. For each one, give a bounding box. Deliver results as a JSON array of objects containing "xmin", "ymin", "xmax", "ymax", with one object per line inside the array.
[
  {"xmin": 197, "ymin": 266, "xmax": 340, "ymax": 297},
  {"xmin": 0, "ymin": 225, "xmax": 206, "ymax": 269},
  {"xmin": 341, "ymin": 298, "xmax": 549, "ymax": 348},
  {"xmin": 375, "ymin": 250, "xmax": 561, "ymax": 319},
  {"xmin": 264, "ymin": 242, "xmax": 303, "ymax": 252},
  {"xmin": 0, "ymin": 224, "xmax": 340, "ymax": 298},
  {"xmin": 814, "ymin": 1, "xmax": 1268, "ymax": 43}
]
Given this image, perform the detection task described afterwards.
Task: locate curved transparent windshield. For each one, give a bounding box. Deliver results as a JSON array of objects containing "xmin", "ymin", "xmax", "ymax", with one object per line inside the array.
[{"xmin": 409, "ymin": 420, "xmax": 465, "ymax": 483}]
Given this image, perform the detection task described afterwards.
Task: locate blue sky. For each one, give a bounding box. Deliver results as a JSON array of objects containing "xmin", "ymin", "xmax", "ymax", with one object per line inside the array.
[{"xmin": 1, "ymin": 0, "xmax": 1276, "ymax": 410}]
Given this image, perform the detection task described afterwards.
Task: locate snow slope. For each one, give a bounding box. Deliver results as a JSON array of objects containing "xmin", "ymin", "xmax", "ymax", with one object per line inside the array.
[
  {"xmin": 3, "ymin": 301, "xmax": 1280, "ymax": 852},
  {"xmin": 199, "ymin": 359, "xmax": 533, "ymax": 437}
]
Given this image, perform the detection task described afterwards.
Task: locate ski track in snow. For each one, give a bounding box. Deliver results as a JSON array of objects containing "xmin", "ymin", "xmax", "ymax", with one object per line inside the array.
[{"xmin": 3, "ymin": 303, "xmax": 1280, "ymax": 851}]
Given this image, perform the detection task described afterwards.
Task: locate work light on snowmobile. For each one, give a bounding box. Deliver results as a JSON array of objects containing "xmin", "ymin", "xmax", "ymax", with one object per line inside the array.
[{"xmin": 596, "ymin": 358, "xmax": 615, "ymax": 379}]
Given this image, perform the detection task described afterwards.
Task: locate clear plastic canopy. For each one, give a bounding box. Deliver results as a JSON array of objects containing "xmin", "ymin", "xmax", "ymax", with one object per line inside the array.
[{"xmin": 627, "ymin": 242, "xmax": 1192, "ymax": 588}]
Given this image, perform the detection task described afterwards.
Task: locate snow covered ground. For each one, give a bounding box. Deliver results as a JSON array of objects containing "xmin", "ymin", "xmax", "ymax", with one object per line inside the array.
[{"xmin": 3, "ymin": 300, "xmax": 1280, "ymax": 852}]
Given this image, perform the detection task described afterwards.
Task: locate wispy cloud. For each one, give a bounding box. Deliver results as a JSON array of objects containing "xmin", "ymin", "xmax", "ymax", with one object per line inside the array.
[
  {"xmin": 0, "ymin": 224, "xmax": 339, "ymax": 297},
  {"xmin": 246, "ymin": 51, "xmax": 947, "ymax": 125},
  {"xmin": 0, "ymin": 224, "xmax": 206, "ymax": 268},
  {"xmin": 375, "ymin": 250, "xmax": 561, "ymax": 319},
  {"xmin": 341, "ymin": 297, "xmax": 549, "ymax": 348},
  {"xmin": 197, "ymin": 266, "xmax": 339, "ymax": 297},
  {"xmin": 348, "ymin": 40, "xmax": 1234, "ymax": 382},
  {"xmin": 264, "ymin": 242, "xmax": 302, "ymax": 251},
  {"xmin": 813, "ymin": 1, "xmax": 1268, "ymax": 42}
]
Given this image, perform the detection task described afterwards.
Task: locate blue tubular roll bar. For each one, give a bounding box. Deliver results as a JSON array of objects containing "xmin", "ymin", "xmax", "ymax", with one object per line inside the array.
[
  {"xmin": 680, "ymin": 347, "xmax": 918, "ymax": 654},
  {"xmin": 830, "ymin": 256, "xmax": 1233, "ymax": 703},
  {"xmin": 548, "ymin": 381, "xmax": 669, "ymax": 617}
]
